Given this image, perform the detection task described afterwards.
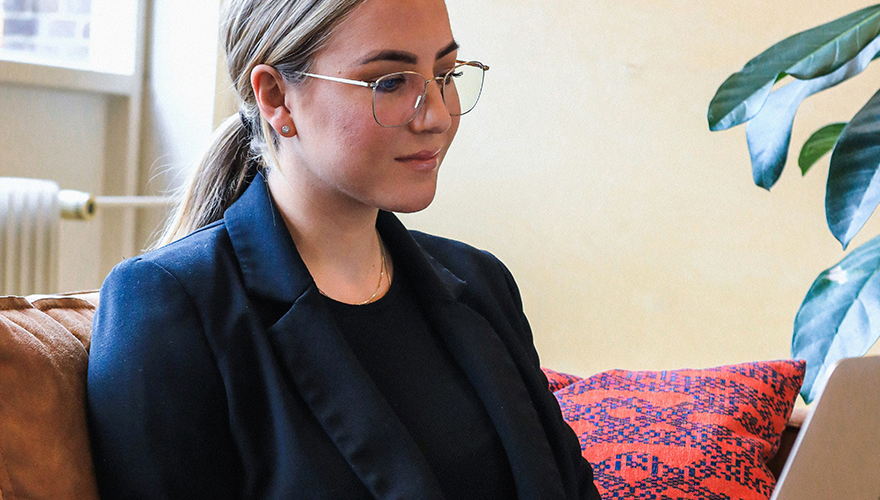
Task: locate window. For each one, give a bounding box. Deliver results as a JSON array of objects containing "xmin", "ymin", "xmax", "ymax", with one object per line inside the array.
[{"xmin": 1, "ymin": 0, "xmax": 137, "ymax": 75}]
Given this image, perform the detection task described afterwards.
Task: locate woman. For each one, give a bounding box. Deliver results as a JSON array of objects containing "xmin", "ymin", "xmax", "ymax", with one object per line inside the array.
[{"xmin": 87, "ymin": 0, "xmax": 601, "ymax": 498}]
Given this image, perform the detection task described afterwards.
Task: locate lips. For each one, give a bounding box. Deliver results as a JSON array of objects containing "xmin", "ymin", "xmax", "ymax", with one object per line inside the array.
[
  {"xmin": 395, "ymin": 149, "xmax": 442, "ymax": 171},
  {"xmin": 395, "ymin": 149, "xmax": 441, "ymax": 162}
]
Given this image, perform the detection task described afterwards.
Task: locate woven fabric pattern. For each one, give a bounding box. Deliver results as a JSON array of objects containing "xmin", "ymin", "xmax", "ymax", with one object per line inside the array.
[
  {"xmin": 542, "ymin": 367, "xmax": 584, "ymax": 393},
  {"xmin": 548, "ymin": 360, "xmax": 804, "ymax": 500}
]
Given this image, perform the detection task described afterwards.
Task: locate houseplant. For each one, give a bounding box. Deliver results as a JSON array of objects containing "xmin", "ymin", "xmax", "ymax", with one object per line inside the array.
[{"xmin": 708, "ymin": 4, "xmax": 880, "ymax": 403}]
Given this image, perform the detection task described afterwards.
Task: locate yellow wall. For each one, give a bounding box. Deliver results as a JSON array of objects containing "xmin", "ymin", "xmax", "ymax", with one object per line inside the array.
[{"xmin": 399, "ymin": 0, "xmax": 880, "ymax": 376}]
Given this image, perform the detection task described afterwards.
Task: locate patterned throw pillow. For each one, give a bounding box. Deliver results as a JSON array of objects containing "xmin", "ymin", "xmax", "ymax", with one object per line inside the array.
[
  {"xmin": 548, "ymin": 360, "xmax": 804, "ymax": 500},
  {"xmin": 542, "ymin": 367, "xmax": 584, "ymax": 393}
]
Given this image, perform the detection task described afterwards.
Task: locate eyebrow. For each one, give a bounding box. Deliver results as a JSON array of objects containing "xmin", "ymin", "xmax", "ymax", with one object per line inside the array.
[
  {"xmin": 358, "ymin": 40, "xmax": 460, "ymax": 66},
  {"xmin": 436, "ymin": 40, "xmax": 459, "ymax": 60}
]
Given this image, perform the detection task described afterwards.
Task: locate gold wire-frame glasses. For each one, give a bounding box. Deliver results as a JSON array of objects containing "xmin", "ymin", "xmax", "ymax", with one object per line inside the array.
[{"xmin": 292, "ymin": 60, "xmax": 489, "ymax": 128}]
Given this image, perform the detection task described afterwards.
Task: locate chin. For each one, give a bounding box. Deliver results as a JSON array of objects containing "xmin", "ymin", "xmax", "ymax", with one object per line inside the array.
[{"xmin": 385, "ymin": 186, "xmax": 437, "ymax": 214}]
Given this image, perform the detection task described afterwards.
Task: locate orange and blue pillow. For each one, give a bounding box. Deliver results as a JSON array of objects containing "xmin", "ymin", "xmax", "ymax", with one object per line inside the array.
[{"xmin": 544, "ymin": 360, "xmax": 804, "ymax": 500}]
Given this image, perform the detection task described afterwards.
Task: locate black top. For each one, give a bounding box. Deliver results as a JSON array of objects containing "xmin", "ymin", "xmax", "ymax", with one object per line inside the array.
[{"xmin": 325, "ymin": 269, "xmax": 517, "ymax": 499}]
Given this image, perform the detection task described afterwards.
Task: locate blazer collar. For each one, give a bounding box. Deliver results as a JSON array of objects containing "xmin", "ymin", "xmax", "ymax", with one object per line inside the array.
[
  {"xmin": 223, "ymin": 173, "xmax": 465, "ymax": 305},
  {"xmin": 224, "ymin": 173, "xmax": 311, "ymax": 302}
]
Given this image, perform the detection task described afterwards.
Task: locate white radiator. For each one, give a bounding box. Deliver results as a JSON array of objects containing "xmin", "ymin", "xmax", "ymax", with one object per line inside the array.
[{"xmin": 0, "ymin": 178, "xmax": 60, "ymax": 296}]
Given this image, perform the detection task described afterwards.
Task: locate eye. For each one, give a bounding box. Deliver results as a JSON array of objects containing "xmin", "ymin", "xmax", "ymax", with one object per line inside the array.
[
  {"xmin": 375, "ymin": 75, "xmax": 407, "ymax": 93},
  {"xmin": 443, "ymin": 70, "xmax": 463, "ymax": 85}
]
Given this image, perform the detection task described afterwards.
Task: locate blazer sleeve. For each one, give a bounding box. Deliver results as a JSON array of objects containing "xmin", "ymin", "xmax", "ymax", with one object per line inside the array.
[
  {"xmin": 87, "ymin": 258, "xmax": 242, "ymax": 499},
  {"xmin": 493, "ymin": 256, "xmax": 602, "ymax": 500}
]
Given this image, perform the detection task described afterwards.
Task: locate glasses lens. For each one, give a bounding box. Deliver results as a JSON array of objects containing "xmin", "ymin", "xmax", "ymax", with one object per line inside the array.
[
  {"xmin": 444, "ymin": 63, "xmax": 485, "ymax": 117},
  {"xmin": 371, "ymin": 64, "xmax": 486, "ymax": 127},
  {"xmin": 373, "ymin": 72, "xmax": 428, "ymax": 127}
]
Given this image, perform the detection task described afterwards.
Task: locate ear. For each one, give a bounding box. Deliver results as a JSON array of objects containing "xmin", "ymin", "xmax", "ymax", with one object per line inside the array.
[{"xmin": 251, "ymin": 64, "xmax": 296, "ymax": 136}]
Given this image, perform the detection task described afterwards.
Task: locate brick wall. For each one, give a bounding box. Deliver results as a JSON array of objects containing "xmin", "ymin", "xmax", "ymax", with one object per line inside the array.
[{"xmin": 1, "ymin": 0, "xmax": 92, "ymax": 63}]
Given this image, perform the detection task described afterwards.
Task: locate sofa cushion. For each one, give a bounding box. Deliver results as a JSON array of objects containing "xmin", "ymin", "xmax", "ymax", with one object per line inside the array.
[
  {"xmin": 0, "ymin": 296, "xmax": 99, "ymax": 500},
  {"xmin": 551, "ymin": 360, "xmax": 804, "ymax": 500}
]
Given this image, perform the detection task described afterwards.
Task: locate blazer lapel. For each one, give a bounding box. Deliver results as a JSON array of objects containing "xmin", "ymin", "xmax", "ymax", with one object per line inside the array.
[
  {"xmin": 225, "ymin": 176, "xmax": 444, "ymax": 500},
  {"xmin": 379, "ymin": 213, "xmax": 568, "ymax": 500},
  {"xmin": 426, "ymin": 301, "xmax": 567, "ymax": 500},
  {"xmin": 265, "ymin": 292, "xmax": 445, "ymax": 500}
]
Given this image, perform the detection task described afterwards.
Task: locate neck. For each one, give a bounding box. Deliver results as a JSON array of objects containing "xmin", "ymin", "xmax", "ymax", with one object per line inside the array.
[{"xmin": 266, "ymin": 168, "xmax": 393, "ymax": 305}]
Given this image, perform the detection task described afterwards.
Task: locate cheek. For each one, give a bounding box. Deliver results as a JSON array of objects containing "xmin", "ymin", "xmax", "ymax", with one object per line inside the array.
[
  {"xmin": 334, "ymin": 114, "xmax": 389, "ymax": 164},
  {"xmin": 309, "ymin": 95, "xmax": 379, "ymax": 162},
  {"xmin": 448, "ymin": 115, "xmax": 461, "ymax": 143},
  {"xmin": 438, "ymin": 115, "xmax": 460, "ymax": 163},
  {"xmin": 307, "ymin": 83, "xmax": 372, "ymax": 133}
]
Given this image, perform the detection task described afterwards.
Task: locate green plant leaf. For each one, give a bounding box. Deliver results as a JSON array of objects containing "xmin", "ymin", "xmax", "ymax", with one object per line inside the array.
[
  {"xmin": 787, "ymin": 5, "xmax": 880, "ymax": 79},
  {"xmin": 744, "ymin": 37, "xmax": 880, "ymax": 190},
  {"xmin": 799, "ymin": 123, "xmax": 847, "ymax": 175},
  {"xmin": 708, "ymin": 77, "xmax": 774, "ymax": 132},
  {"xmin": 708, "ymin": 4, "xmax": 880, "ymax": 132},
  {"xmin": 826, "ymin": 88, "xmax": 880, "ymax": 249},
  {"xmin": 793, "ymin": 234, "xmax": 880, "ymax": 403}
]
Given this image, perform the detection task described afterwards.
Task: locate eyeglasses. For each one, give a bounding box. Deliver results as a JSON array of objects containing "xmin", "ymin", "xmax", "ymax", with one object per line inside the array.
[{"xmin": 293, "ymin": 60, "xmax": 489, "ymax": 128}]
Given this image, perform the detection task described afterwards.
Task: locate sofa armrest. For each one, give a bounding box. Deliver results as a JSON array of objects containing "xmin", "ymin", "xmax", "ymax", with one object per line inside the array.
[
  {"xmin": 0, "ymin": 295, "xmax": 100, "ymax": 500},
  {"xmin": 26, "ymin": 290, "xmax": 100, "ymax": 308}
]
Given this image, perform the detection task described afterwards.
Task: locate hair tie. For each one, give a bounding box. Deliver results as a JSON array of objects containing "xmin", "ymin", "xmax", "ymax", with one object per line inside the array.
[{"xmin": 239, "ymin": 111, "xmax": 255, "ymax": 137}]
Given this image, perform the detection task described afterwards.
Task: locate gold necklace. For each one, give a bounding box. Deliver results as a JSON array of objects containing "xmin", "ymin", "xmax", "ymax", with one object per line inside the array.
[{"xmin": 318, "ymin": 235, "xmax": 388, "ymax": 305}]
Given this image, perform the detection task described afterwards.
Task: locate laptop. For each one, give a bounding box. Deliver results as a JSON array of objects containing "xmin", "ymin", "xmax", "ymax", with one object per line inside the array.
[{"xmin": 770, "ymin": 355, "xmax": 880, "ymax": 500}]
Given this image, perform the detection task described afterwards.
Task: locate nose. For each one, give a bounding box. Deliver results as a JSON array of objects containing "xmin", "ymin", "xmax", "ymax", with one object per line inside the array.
[{"xmin": 408, "ymin": 80, "xmax": 452, "ymax": 133}]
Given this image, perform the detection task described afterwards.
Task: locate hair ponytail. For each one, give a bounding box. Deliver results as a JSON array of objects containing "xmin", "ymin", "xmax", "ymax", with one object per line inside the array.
[
  {"xmin": 152, "ymin": 0, "xmax": 367, "ymax": 248},
  {"xmin": 153, "ymin": 113, "xmax": 254, "ymax": 248}
]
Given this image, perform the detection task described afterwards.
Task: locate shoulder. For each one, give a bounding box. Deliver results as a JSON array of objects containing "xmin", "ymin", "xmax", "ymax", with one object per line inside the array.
[
  {"xmin": 131, "ymin": 220, "xmax": 235, "ymax": 276},
  {"xmin": 408, "ymin": 230, "xmax": 528, "ymax": 332},
  {"xmin": 94, "ymin": 219, "xmax": 234, "ymax": 331},
  {"xmin": 94, "ymin": 220, "xmax": 245, "ymax": 362},
  {"xmin": 89, "ymin": 226, "xmax": 232, "ymax": 398},
  {"xmin": 408, "ymin": 230, "xmax": 513, "ymax": 286},
  {"xmin": 103, "ymin": 220, "xmax": 240, "ymax": 300},
  {"xmin": 406, "ymin": 229, "xmax": 542, "ymax": 379}
]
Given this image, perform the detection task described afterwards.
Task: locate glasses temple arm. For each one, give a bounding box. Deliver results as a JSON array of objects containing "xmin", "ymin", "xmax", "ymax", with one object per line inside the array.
[
  {"xmin": 455, "ymin": 60, "xmax": 490, "ymax": 71},
  {"xmin": 295, "ymin": 72, "xmax": 373, "ymax": 88}
]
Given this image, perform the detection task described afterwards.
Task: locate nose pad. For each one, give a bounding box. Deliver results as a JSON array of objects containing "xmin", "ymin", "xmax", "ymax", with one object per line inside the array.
[{"xmin": 409, "ymin": 82, "xmax": 451, "ymax": 131}]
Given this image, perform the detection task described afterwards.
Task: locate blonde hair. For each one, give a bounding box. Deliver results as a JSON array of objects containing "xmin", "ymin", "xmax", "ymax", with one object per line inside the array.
[{"xmin": 155, "ymin": 0, "xmax": 368, "ymax": 247}]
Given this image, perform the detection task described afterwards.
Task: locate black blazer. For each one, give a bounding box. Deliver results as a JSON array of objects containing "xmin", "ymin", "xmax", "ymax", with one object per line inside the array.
[{"xmin": 87, "ymin": 174, "xmax": 600, "ymax": 500}]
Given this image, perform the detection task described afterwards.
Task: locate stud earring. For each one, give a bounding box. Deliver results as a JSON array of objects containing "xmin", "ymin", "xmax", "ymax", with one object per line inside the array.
[{"xmin": 281, "ymin": 125, "xmax": 290, "ymax": 135}]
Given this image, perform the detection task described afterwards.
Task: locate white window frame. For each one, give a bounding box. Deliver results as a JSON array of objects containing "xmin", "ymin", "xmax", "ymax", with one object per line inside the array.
[
  {"xmin": 0, "ymin": 0, "xmax": 149, "ymax": 278},
  {"xmin": 0, "ymin": 0, "xmax": 145, "ymax": 97}
]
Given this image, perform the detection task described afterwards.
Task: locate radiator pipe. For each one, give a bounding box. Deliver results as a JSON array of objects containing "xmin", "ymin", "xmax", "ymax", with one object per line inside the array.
[{"xmin": 58, "ymin": 190, "xmax": 173, "ymax": 221}]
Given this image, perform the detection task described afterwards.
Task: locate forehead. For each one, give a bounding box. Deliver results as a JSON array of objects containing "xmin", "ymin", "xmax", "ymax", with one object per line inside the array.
[{"xmin": 318, "ymin": 0, "xmax": 455, "ymax": 69}]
